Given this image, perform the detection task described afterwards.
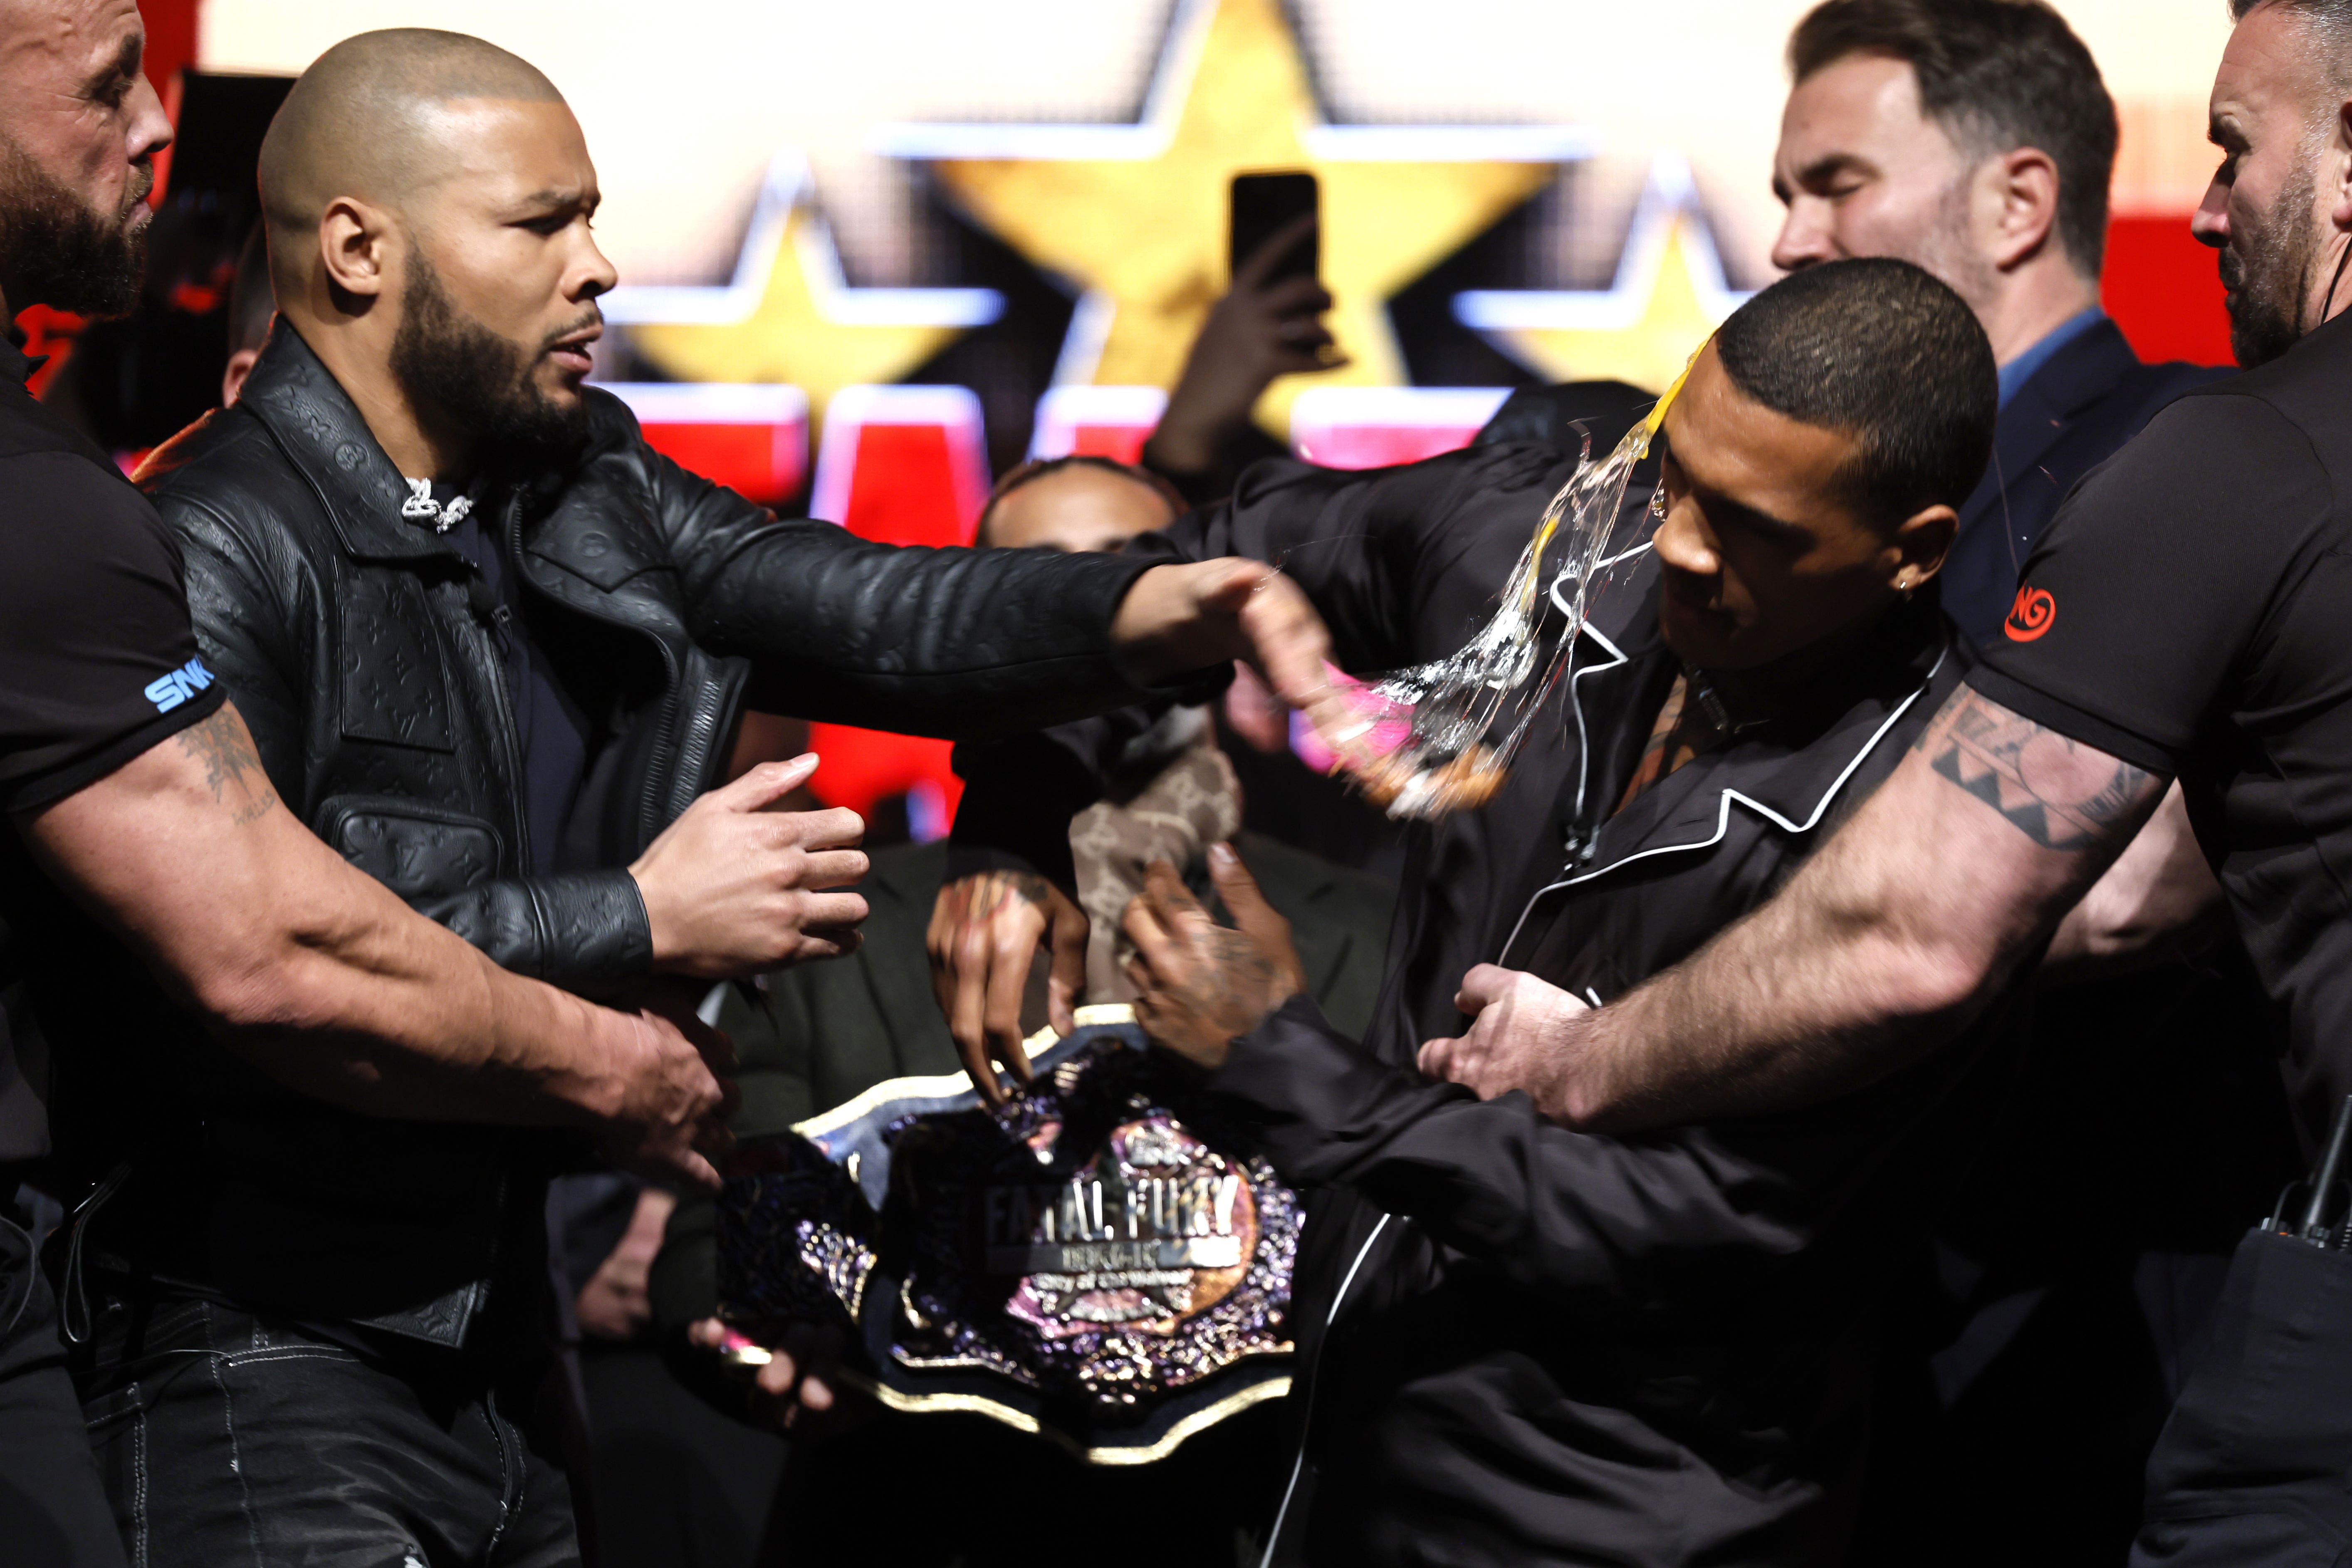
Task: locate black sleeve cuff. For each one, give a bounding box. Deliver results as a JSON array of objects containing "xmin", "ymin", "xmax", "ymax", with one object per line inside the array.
[
  {"xmin": 1, "ymin": 683, "xmax": 228, "ymax": 815},
  {"xmin": 1207, "ymin": 993, "xmax": 1419, "ymax": 1181},
  {"xmin": 947, "ymin": 731, "xmax": 1106, "ymax": 892},
  {"xmin": 1964, "ymin": 665, "xmax": 2183, "ymax": 778}
]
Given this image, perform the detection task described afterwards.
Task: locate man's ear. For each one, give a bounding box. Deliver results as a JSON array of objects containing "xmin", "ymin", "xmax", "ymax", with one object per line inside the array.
[
  {"xmin": 220, "ymin": 347, "xmax": 260, "ymax": 408},
  {"xmin": 1887, "ymin": 502, "xmax": 1958, "ymax": 591},
  {"xmin": 317, "ymin": 196, "xmax": 395, "ymax": 303},
  {"xmin": 1986, "ymin": 146, "xmax": 2062, "ymax": 273}
]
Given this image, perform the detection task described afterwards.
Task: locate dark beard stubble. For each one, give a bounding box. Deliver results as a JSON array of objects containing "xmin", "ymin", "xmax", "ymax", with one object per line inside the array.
[
  {"xmin": 389, "ymin": 250, "xmax": 594, "ymax": 467},
  {"xmin": 0, "ymin": 134, "xmax": 152, "ymax": 318},
  {"xmin": 2221, "ymin": 158, "xmax": 2321, "ymax": 369}
]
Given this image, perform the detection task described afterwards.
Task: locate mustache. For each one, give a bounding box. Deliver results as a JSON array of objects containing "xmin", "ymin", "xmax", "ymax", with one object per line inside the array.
[
  {"xmin": 539, "ymin": 306, "xmax": 603, "ymax": 355},
  {"xmin": 121, "ymin": 159, "xmax": 153, "ymax": 217}
]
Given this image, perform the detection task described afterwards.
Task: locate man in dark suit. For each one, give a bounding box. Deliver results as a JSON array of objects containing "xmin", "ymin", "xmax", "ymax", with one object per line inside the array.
[
  {"xmin": 1763, "ymin": 5, "xmax": 2294, "ymax": 1562},
  {"xmin": 1772, "ymin": 0, "xmax": 2230, "ymax": 647}
]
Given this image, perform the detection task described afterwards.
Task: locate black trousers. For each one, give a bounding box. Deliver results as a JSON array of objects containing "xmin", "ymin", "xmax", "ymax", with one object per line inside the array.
[
  {"xmin": 76, "ymin": 1290, "xmax": 579, "ymax": 1568},
  {"xmin": 2132, "ymin": 1227, "xmax": 2352, "ymax": 1566},
  {"xmin": 0, "ymin": 1195, "xmax": 126, "ymax": 1568}
]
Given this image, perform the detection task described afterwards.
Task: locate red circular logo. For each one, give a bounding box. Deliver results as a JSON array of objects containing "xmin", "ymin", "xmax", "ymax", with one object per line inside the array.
[{"xmin": 2005, "ymin": 585, "xmax": 2055, "ymax": 642}]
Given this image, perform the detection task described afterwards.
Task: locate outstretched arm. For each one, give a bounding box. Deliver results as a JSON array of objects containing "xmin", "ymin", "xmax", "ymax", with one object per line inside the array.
[
  {"xmin": 1422, "ymin": 686, "xmax": 2169, "ymax": 1131},
  {"xmin": 20, "ymin": 703, "xmax": 737, "ymax": 1186},
  {"xmin": 933, "ymin": 447, "xmax": 1555, "ymax": 1093}
]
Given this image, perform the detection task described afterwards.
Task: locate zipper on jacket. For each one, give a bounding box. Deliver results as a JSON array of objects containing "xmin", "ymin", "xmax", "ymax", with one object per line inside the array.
[
  {"xmin": 474, "ymin": 490, "xmax": 537, "ymax": 876},
  {"xmin": 1260, "ymin": 1212, "xmax": 1394, "ymax": 1568}
]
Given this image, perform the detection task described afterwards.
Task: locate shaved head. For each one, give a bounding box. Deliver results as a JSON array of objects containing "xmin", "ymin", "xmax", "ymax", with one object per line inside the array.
[
  {"xmin": 256, "ymin": 27, "xmax": 615, "ymax": 480},
  {"xmin": 258, "ymin": 29, "xmax": 561, "ymax": 287}
]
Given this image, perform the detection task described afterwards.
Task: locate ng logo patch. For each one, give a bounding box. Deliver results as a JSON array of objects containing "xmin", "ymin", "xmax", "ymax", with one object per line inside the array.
[
  {"xmin": 2004, "ymin": 585, "xmax": 2055, "ymax": 643},
  {"xmin": 144, "ymin": 657, "xmax": 215, "ymax": 715}
]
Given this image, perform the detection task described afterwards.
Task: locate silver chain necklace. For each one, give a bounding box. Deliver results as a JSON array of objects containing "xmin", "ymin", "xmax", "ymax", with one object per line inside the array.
[{"xmin": 401, "ymin": 475, "xmax": 475, "ymax": 533}]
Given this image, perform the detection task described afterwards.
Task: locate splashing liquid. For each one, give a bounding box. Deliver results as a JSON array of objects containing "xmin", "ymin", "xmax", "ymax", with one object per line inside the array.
[{"xmin": 1334, "ymin": 358, "xmax": 1697, "ymax": 820}]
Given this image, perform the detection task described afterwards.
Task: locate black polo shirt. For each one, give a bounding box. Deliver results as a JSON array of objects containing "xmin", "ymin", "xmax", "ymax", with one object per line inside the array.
[
  {"xmin": 0, "ymin": 332, "xmax": 224, "ymax": 1163},
  {"xmin": 1970, "ymin": 307, "xmax": 2352, "ymax": 1135}
]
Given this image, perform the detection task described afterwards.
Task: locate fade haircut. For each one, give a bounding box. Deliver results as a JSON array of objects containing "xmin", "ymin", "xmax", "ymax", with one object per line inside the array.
[
  {"xmin": 1790, "ymin": 0, "xmax": 2118, "ymax": 277},
  {"xmin": 1714, "ymin": 257, "xmax": 1996, "ymax": 526}
]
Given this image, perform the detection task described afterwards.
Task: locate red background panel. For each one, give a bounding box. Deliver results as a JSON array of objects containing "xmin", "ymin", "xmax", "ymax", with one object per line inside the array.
[
  {"xmin": 2103, "ymin": 213, "xmax": 2233, "ymax": 368},
  {"xmin": 633, "ymin": 420, "xmax": 805, "ymax": 506},
  {"xmin": 804, "ymin": 419, "xmax": 982, "ymax": 830},
  {"xmin": 1064, "ymin": 422, "xmax": 1154, "ymax": 462},
  {"xmin": 834, "ymin": 423, "xmax": 976, "ymax": 549}
]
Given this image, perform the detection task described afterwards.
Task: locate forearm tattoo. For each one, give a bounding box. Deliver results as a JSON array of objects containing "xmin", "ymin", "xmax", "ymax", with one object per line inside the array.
[
  {"xmin": 178, "ymin": 707, "xmax": 279, "ymax": 826},
  {"xmin": 1916, "ymin": 690, "xmax": 2155, "ymax": 851}
]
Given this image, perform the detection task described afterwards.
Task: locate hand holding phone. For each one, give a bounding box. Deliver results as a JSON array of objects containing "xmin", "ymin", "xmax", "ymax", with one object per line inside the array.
[{"xmin": 1145, "ymin": 173, "xmax": 1346, "ymax": 478}]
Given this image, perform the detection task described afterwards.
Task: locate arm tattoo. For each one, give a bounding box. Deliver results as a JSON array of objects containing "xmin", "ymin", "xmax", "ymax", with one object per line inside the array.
[
  {"xmin": 177, "ymin": 707, "xmax": 279, "ymax": 826},
  {"xmin": 1915, "ymin": 690, "xmax": 2156, "ymax": 851}
]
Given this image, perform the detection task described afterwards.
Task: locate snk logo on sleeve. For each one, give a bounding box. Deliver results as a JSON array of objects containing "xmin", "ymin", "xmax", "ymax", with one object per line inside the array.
[
  {"xmin": 145, "ymin": 657, "xmax": 216, "ymax": 714},
  {"xmin": 2004, "ymin": 585, "xmax": 2055, "ymax": 643}
]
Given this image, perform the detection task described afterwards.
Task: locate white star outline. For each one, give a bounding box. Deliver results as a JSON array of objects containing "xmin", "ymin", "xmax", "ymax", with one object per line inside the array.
[
  {"xmin": 1453, "ymin": 152, "xmax": 1753, "ymax": 338},
  {"xmin": 599, "ymin": 151, "xmax": 1004, "ymax": 331}
]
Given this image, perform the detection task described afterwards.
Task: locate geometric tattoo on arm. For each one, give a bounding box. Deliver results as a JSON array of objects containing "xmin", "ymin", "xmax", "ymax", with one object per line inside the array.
[
  {"xmin": 176, "ymin": 706, "xmax": 280, "ymax": 826},
  {"xmin": 1915, "ymin": 688, "xmax": 2159, "ymax": 852}
]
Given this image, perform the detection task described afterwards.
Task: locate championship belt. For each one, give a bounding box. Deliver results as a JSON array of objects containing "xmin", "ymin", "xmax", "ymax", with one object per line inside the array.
[{"xmin": 716, "ymin": 1006, "xmax": 1299, "ymax": 1463}]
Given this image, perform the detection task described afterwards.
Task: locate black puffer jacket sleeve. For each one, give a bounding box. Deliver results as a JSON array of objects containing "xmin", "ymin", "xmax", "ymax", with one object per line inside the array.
[
  {"xmin": 166, "ymin": 489, "xmax": 654, "ymax": 990},
  {"xmin": 641, "ymin": 437, "xmax": 1183, "ymax": 740}
]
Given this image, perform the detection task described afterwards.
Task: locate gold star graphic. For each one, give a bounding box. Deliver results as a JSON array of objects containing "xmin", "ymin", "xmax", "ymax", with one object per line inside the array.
[
  {"xmin": 604, "ymin": 153, "xmax": 1003, "ymax": 425},
  {"xmin": 876, "ymin": 0, "xmax": 1592, "ymax": 435},
  {"xmin": 1453, "ymin": 154, "xmax": 1752, "ymax": 394}
]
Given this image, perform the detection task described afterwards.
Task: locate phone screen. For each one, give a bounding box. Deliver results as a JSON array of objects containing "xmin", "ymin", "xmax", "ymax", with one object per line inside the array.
[{"xmin": 1229, "ymin": 171, "xmax": 1320, "ymax": 286}]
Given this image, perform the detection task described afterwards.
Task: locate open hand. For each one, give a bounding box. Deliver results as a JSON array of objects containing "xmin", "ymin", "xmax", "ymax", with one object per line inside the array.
[
  {"xmin": 927, "ymin": 869, "xmax": 1088, "ymax": 1104},
  {"xmin": 630, "ymin": 754, "xmax": 868, "ymax": 979},
  {"xmin": 1122, "ymin": 846, "xmax": 1304, "ymax": 1071},
  {"xmin": 1417, "ymin": 964, "xmax": 1590, "ymax": 1111}
]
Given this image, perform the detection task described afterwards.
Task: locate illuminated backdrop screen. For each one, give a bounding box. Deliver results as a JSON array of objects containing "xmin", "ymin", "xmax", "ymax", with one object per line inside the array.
[{"xmin": 189, "ymin": 0, "xmax": 2239, "ymax": 821}]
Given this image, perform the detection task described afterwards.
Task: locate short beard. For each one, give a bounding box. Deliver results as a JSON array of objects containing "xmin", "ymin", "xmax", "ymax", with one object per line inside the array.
[
  {"xmin": 2222, "ymin": 155, "xmax": 2322, "ymax": 369},
  {"xmin": 0, "ymin": 133, "xmax": 151, "ymax": 318},
  {"xmin": 388, "ymin": 250, "xmax": 593, "ymax": 468}
]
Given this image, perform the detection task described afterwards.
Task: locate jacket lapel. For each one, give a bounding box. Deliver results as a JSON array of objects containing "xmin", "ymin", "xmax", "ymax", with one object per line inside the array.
[
  {"xmin": 1503, "ymin": 596, "xmax": 1951, "ymax": 966},
  {"xmin": 237, "ymin": 327, "xmax": 463, "ymax": 569}
]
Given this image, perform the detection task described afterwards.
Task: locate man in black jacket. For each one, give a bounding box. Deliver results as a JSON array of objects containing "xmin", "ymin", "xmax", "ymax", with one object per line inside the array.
[
  {"xmin": 947, "ymin": 260, "xmax": 2006, "ymax": 1564},
  {"xmin": 87, "ymin": 29, "xmax": 1334, "ymax": 1568}
]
